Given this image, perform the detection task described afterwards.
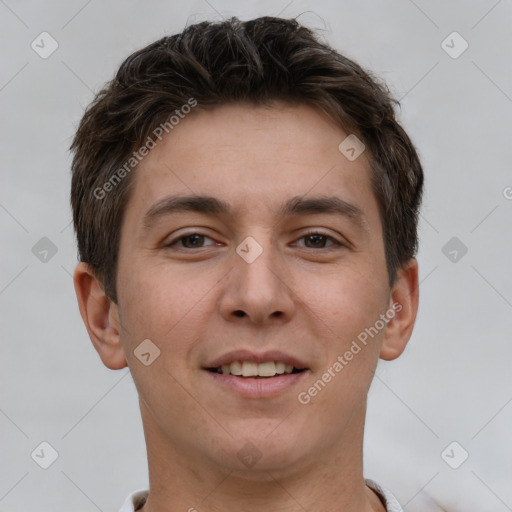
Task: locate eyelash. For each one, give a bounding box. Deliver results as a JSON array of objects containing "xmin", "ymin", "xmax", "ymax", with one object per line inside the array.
[{"xmin": 165, "ymin": 231, "xmax": 343, "ymax": 250}]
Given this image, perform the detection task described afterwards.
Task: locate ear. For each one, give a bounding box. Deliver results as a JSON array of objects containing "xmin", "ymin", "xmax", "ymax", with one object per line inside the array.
[
  {"xmin": 73, "ymin": 262, "xmax": 128, "ymax": 370},
  {"xmin": 380, "ymin": 258, "xmax": 419, "ymax": 361}
]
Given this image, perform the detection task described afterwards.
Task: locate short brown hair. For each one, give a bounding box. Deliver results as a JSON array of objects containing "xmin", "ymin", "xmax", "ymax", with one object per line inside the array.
[{"xmin": 70, "ymin": 16, "xmax": 423, "ymax": 303}]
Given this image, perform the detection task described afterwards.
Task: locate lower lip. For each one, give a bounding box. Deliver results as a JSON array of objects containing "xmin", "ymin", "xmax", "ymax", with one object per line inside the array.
[{"xmin": 204, "ymin": 370, "xmax": 310, "ymax": 398}]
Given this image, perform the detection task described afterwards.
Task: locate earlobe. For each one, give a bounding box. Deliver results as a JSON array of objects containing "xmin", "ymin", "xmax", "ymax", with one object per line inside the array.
[
  {"xmin": 380, "ymin": 258, "xmax": 419, "ymax": 361},
  {"xmin": 73, "ymin": 262, "xmax": 128, "ymax": 370}
]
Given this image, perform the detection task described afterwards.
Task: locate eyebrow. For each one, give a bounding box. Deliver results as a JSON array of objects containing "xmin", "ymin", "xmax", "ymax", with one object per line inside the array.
[{"xmin": 141, "ymin": 194, "xmax": 368, "ymax": 232}]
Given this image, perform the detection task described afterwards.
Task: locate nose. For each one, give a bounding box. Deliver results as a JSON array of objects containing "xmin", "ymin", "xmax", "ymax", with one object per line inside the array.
[{"xmin": 218, "ymin": 236, "xmax": 296, "ymax": 325}]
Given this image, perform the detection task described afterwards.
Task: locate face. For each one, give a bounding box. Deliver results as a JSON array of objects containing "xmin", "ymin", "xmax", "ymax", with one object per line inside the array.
[{"xmin": 111, "ymin": 102, "xmax": 399, "ymax": 473}]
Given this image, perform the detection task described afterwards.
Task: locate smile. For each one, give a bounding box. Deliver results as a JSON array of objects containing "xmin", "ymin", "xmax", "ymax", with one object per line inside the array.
[{"xmin": 209, "ymin": 360, "xmax": 305, "ymax": 378}]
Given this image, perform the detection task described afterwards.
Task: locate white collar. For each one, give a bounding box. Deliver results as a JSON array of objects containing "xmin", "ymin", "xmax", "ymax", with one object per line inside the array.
[{"xmin": 118, "ymin": 478, "xmax": 402, "ymax": 512}]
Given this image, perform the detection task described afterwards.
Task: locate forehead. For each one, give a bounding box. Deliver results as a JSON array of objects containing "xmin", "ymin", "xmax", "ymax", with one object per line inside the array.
[{"xmin": 122, "ymin": 102, "xmax": 379, "ymax": 231}]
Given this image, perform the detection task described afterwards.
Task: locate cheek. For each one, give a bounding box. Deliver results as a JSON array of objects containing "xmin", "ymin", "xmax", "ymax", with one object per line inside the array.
[
  {"xmin": 118, "ymin": 260, "xmax": 226, "ymax": 384},
  {"xmin": 120, "ymin": 260, "xmax": 211, "ymax": 334},
  {"xmin": 119, "ymin": 263, "xmax": 214, "ymax": 412},
  {"xmin": 294, "ymin": 261, "xmax": 388, "ymax": 341}
]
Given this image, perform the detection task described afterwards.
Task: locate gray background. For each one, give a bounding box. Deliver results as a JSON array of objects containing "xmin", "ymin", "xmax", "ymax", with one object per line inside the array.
[{"xmin": 1, "ymin": 0, "xmax": 511, "ymax": 510}]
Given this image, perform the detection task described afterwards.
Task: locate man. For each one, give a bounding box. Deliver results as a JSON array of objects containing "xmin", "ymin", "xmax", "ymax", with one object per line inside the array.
[{"xmin": 70, "ymin": 16, "xmax": 423, "ymax": 512}]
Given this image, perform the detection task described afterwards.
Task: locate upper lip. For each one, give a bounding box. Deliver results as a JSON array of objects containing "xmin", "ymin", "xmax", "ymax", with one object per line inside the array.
[{"xmin": 204, "ymin": 350, "xmax": 309, "ymax": 370}]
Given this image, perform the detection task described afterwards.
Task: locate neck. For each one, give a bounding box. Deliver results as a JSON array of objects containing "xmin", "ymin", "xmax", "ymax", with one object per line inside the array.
[{"xmin": 137, "ymin": 400, "xmax": 385, "ymax": 512}]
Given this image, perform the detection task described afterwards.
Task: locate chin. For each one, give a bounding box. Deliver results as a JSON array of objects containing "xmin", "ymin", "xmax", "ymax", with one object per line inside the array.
[{"xmin": 214, "ymin": 425, "xmax": 315, "ymax": 474}]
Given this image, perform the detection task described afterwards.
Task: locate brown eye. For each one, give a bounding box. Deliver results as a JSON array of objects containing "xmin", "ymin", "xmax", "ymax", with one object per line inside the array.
[
  {"xmin": 166, "ymin": 233, "xmax": 217, "ymax": 249},
  {"xmin": 304, "ymin": 234, "xmax": 329, "ymax": 248},
  {"xmin": 180, "ymin": 234, "xmax": 206, "ymax": 248},
  {"xmin": 296, "ymin": 232, "xmax": 341, "ymax": 249}
]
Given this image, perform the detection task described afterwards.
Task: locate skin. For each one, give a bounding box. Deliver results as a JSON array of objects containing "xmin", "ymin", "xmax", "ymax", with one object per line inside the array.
[{"xmin": 74, "ymin": 102, "xmax": 419, "ymax": 512}]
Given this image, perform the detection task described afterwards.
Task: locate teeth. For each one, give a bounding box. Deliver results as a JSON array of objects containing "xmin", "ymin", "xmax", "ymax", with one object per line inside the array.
[
  {"xmin": 230, "ymin": 361, "xmax": 243, "ymax": 376},
  {"xmin": 242, "ymin": 362, "xmax": 258, "ymax": 377},
  {"xmin": 217, "ymin": 361, "xmax": 299, "ymax": 377},
  {"xmin": 258, "ymin": 361, "xmax": 276, "ymax": 377}
]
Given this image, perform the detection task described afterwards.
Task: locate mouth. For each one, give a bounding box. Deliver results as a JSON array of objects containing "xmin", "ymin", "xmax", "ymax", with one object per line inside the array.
[
  {"xmin": 206, "ymin": 360, "xmax": 307, "ymax": 378},
  {"xmin": 202, "ymin": 350, "xmax": 310, "ymax": 398}
]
